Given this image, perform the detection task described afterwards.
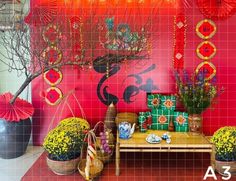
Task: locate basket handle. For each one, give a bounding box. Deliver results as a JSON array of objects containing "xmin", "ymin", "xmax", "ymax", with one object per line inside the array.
[{"xmin": 47, "ymin": 90, "xmax": 86, "ymax": 132}]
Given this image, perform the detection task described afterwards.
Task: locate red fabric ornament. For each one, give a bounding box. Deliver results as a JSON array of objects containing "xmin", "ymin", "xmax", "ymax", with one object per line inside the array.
[
  {"xmin": 0, "ymin": 93, "xmax": 34, "ymax": 122},
  {"xmin": 197, "ymin": 0, "xmax": 236, "ymax": 20},
  {"xmin": 45, "ymin": 87, "xmax": 63, "ymax": 106},
  {"xmin": 24, "ymin": 0, "xmax": 57, "ymax": 26},
  {"xmin": 196, "ymin": 41, "xmax": 216, "ymax": 60},
  {"xmin": 43, "ymin": 24, "xmax": 61, "ymax": 45},
  {"xmin": 44, "ymin": 68, "xmax": 63, "ymax": 86},
  {"xmin": 196, "ymin": 19, "xmax": 217, "ymax": 39},
  {"xmin": 173, "ymin": 13, "xmax": 186, "ymax": 69},
  {"xmin": 195, "ymin": 61, "xmax": 216, "ymax": 81},
  {"xmin": 42, "ymin": 46, "xmax": 62, "ymax": 65}
]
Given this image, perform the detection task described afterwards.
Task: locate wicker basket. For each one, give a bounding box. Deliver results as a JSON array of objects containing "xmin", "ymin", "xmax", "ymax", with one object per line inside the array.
[
  {"xmin": 115, "ymin": 112, "xmax": 138, "ymax": 125},
  {"xmin": 78, "ymin": 158, "xmax": 103, "ymax": 180},
  {"xmin": 94, "ymin": 122, "xmax": 115, "ymax": 163},
  {"xmin": 96, "ymin": 145, "xmax": 115, "ymax": 163}
]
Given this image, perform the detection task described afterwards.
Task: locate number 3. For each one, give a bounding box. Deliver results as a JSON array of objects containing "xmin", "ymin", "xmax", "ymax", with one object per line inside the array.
[{"xmin": 222, "ymin": 166, "xmax": 231, "ymax": 180}]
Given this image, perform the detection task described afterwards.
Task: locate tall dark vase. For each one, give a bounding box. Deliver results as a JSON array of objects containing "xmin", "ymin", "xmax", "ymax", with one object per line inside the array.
[{"xmin": 0, "ymin": 118, "xmax": 31, "ymax": 159}]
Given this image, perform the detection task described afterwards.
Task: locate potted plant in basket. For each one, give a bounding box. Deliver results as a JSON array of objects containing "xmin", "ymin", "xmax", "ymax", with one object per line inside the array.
[
  {"xmin": 174, "ymin": 70, "xmax": 222, "ymax": 133},
  {"xmin": 43, "ymin": 117, "xmax": 90, "ymax": 175},
  {"xmin": 211, "ymin": 126, "xmax": 236, "ymax": 175}
]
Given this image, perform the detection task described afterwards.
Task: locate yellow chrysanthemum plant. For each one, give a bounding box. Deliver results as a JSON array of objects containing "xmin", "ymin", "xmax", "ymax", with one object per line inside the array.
[
  {"xmin": 43, "ymin": 117, "xmax": 90, "ymax": 161},
  {"xmin": 211, "ymin": 126, "xmax": 236, "ymax": 161}
]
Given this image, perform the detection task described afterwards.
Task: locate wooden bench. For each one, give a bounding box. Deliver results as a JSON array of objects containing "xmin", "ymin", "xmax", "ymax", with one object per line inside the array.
[{"xmin": 115, "ymin": 130, "xmax": 214, "ymax": 176}]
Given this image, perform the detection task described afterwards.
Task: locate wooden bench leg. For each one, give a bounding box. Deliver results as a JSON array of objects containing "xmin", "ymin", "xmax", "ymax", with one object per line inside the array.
[
  {"xmin": 211, "ymin": 145, "xmax": 216, "ymax": 170},
  {"xmin": 115, "ymin": 142, "xmax": 120, "ymax": 176}
]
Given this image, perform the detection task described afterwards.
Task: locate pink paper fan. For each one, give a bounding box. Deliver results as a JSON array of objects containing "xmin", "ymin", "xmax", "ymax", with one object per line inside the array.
[
  {"xmin": 0, "ymin": 93, "xmax": 34, "ymax": 122},
  {"xmin": 24, "ymin": 0, "xmax": 57, "ymax": 26}
]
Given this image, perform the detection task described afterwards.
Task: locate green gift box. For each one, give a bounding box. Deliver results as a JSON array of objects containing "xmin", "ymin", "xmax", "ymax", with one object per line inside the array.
[
  {"xmin": 151, "ymin": 109, "xmax": 173, "ymax": 130},
  {"xmin": 173, "ymin": 112, "xmax": 189, "ymax": 132},
  {"xmin": 161, "ymin": 95, "xmax": 176, "ymax": 110},
  {"xmin": 147, "ymin": 94, "xmax": 161, "ymax": 109}
]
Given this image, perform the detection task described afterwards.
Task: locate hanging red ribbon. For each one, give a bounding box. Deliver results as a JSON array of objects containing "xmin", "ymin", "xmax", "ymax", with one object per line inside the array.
[{"xmin": 173, "ymin": 12, "xmax": 186, "ymax": 70}]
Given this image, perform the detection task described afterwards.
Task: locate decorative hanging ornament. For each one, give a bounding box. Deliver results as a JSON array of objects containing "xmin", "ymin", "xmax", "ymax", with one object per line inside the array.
[
  {"xmin": 173, "ymin": 13, "xmax": 187, "ymax": 69},
  {"xmin": 24, "ymin": 0, "xmax": 57, "ymax": 26},
  {"xmin": 196, "ymin": 19, "xmax": 217, "ymax": 39},
  {"xmin": 43, "ymin": 68, "xmax": 63, "ymax": 86},
  {"xmin": 197, "ymin": 0, "xmax": 236, "ymax": 20},
  {"xmin": 195, "ymin": 61, "xmax": 216, "ymax": 81},
  {"xmin": 42, "ymin": 46, "xmax": 62, "ymax": 65},
  {"xmin": 45, "ymin": 87, "xmax": 63, "ymax": 106},
  {"xmin": 42, "ymin": 24, "xmax": 61, "ymax": 45},
  {"xmin": 196, "ymin": 41, "xmax": 216, "ymax": 60}
]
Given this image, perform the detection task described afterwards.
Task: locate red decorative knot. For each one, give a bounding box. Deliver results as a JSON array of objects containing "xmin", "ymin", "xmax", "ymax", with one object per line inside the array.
[
  {"xmin": 42, "ymin": 46, "xmax": 62, "ymax": 65},
  {"xmin": 196, "ymin": 19, "xmax": 216, "ymax": 40},
  {"xmin": 44, "ymin": 68, "xmax": 63, "ymax": 86},
  {"xmin": 45, "ymin": 87, "xmax": 63, "ymax": 106},
  {"xmin": 176, "ymin": 115, "xmax": 186, "ymax": 125},
  {"xmin": 158, "ymin": 115, "xmax": 167, "ymax": 124},
  {"xmin": 195, "ymin": 61, "xmax": 216, "ymax": 81},
  {"xmin": 196, "ymin": 41, "xmax": 216, "ymax": 60}
]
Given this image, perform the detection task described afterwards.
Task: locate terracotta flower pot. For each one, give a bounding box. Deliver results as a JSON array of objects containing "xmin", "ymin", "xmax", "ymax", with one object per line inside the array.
[
  {"xmin": 215, "ymin": 160, "xmax": 236, "ymax": 176},
  {"xmin": 46, "ymin": 156, "xmax": 80, "ymax": 175},
  {"xmin": 188, "ymin": 114, "xmax": 202, "ymax": 134}
]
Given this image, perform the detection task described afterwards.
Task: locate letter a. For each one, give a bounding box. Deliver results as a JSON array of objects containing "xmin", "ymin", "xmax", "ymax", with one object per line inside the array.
[{"xmin": 203, "ymin": 166, "xmax": 217, "ymax": 180}]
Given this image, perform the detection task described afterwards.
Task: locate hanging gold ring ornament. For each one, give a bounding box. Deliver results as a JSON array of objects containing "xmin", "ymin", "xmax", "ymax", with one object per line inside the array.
[
  {"xmin": 43, "ymin": 68, "xmax": 63, "ymax": 86},
  {"xmin": 42, "ymin": 46, "xmax": 62, "ymax": 65},
  {"xmin": 195, "ymin": 61, "xmax": 216, "ymax": 81},
  {"xmin": 42, "ymin": 24, "xmax": 61, "ymax": 45},
  {"xmin": 45, "ymin": 87, "xmax": 63, "ymax": 106},
  {"xmin": 196, "ymin": 41, "xmax": 216, "ymax": 60},
  {"xmin": 196, "ymin": 19, "xmax": 216, "ymax": 40}
]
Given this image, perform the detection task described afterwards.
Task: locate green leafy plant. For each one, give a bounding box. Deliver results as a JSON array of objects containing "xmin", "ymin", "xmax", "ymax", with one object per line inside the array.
[
  {"xmin": 43, "ymin": 118, "xmax": 90, "ymax": 161},
  {"xmin": 174, "ymin": 70, "xmax": 222, "ymax": 114},
  {"xmin": 211, "ymin": 126, "xmax": 236, "ymax": 161}
]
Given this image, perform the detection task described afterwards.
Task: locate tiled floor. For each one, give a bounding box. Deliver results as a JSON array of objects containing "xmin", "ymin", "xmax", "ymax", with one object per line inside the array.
[{"xmin": 0, "ymin": 146, "xmax": 44, "ymax": 181}]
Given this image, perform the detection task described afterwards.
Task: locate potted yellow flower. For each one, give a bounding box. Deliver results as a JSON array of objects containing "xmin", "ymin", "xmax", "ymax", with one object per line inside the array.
[
  {"xmin": 43, "ymin": 117, "xmax": 90, "ymax": 175},
  {"xmin": 211, "ymin": 126, "xmax": 236, "ymax": 175}
]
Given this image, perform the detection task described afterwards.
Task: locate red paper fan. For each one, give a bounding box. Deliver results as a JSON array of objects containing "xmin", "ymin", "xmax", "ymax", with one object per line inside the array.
[
  {"xmin": 197, "ymin": 0, "xmax": 236, "ymax": 20},
  {"xmin": 24, "ymin": 0, "xmax": 57, "ymax": 26},
  {"xmin": 0, "ymin": 93, "xmax": 34, "ymax": 122}
]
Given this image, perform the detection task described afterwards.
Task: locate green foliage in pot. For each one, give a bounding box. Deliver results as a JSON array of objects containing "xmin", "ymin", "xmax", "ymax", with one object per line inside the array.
[
  {"xmin": 211, "ymin": 126, "xmax": 236, "ymax": 161},
  {"xmin": 43, "ymin": 118, "xmax": 90, "ymax": 161}
]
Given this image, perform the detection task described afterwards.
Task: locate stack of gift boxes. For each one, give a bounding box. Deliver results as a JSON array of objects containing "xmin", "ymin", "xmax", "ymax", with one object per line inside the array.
[{"xmin": 138, "ymin": 93, "xmax": 189, "ymax": 132}]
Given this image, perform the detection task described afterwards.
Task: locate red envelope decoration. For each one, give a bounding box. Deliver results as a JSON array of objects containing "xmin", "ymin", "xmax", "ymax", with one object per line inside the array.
[
  {"xmin": 0, "ymin": 93, "xmax": 34, "ymax": 122},
  {"xmin": 45, "ymin": 87, "xmax": 63, "ymax": 106}
]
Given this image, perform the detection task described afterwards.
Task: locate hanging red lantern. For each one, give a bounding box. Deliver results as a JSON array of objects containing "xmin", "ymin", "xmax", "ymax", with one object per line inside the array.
[{"xmin": 197, "ymin": 0, "xmax": 236, "ymax": 20}]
